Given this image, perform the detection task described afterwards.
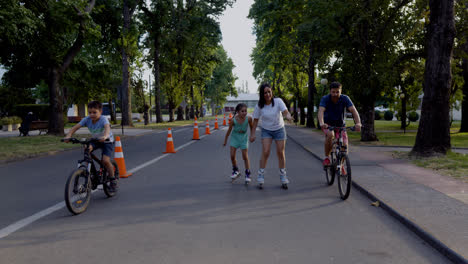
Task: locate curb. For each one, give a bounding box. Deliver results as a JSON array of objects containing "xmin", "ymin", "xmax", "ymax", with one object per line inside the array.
[{"xmin": 287, "ymin": 134, "xmax": 468, "ymax": 264}]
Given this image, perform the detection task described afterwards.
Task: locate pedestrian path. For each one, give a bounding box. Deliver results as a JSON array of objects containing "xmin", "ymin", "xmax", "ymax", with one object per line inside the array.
[{"xmin": 286, "ymin": 125, "xmax": 468, "ymax": 263}]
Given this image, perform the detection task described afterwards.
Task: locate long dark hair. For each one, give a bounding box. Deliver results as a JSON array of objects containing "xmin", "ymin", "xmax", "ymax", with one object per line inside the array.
[
  {"xmin": 258, "ymin": 83, "xmax": 274, "ymax": 109},
  {"xmin": 234, "ymin": 103, "xmax": 247, "ymax": 116}
]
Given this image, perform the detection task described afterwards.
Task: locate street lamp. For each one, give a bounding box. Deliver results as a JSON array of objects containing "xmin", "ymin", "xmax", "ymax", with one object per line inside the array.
[
  {"xmin": 399, "ymin": 93, "xmax": 405, "ymax": 99},
  {"xmin": 320, "ymin": 78, "xmax": 328, "ymax": 86}
]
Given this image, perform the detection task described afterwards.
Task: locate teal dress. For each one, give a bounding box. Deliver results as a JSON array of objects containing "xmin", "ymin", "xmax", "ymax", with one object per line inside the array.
[{"xmin": 230, "ymin": 116, "xmax": 249, "ymax": 149}]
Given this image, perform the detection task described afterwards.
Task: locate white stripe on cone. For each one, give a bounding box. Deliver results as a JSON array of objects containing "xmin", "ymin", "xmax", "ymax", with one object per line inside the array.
[
  {"xmin": 115, "ymin": 152, "xmax": 124, "ymax": 158},
  {"xmin": 115, "ymin": 141, "xmax": 122, "ymax": 147}
]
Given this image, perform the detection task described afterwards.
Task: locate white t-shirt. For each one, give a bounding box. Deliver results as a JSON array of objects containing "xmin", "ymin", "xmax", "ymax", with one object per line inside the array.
[{"xmin": 252, "ymin": 98, "xmax": 287, "ymax": 131}]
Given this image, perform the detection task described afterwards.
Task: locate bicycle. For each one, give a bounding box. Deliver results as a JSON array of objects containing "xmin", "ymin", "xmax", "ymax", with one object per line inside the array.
[
  {"xmin": 61, "ymin": 138, "xmax": 119, "ymax": 215},
  {"xmin": 323, "ymin": 126, "xmax": 355, "ymax": 200}
]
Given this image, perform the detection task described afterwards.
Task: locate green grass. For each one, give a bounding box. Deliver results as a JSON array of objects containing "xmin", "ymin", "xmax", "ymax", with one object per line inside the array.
[
  {"xmin": 347, "ymin": 131, "xmax": 468, "ymax": 148},
  {"xmin": 0, "ymin": 135, "xmax": 79, "ymax": 162},
  {"xmin": 343, "ymin": 119, "xmax": 461, "ymax": 132},
  {"xmin": 395, "ymin": 151, "xmax": 468, "ymax": 183}
]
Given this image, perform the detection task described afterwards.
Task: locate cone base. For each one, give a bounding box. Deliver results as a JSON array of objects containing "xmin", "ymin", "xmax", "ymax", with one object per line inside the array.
[
  {"xmin": 163, "ymin": 151, "xmax": 177, "ymax": 153},
  {"xmin": 120, "ymin": 172, "xmax": 133, "ymax": 178}
]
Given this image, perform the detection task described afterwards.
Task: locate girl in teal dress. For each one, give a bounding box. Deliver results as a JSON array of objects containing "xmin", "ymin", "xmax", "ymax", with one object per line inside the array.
[{"xmin": 223, "ymin": 103, "xmax": 254, "ymax": 184}]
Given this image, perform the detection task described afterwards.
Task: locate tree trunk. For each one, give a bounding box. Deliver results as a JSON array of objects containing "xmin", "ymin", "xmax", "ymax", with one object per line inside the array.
[
  {"xmin": 190, "ymin": 85, "xmax": 195, "ymax": 119},
  {"xmin": 177, "ymin": 106, "xmax": 184, "ymax": 121},
  {"xmin": 199, "ymin": 90, "xmax": 204, "ymax": 118},
  {"xmin": 460, "ymin": 41, "xmax": 468, "ymax": 132},
  {"xmin": 360, "ymin": 100, "xmax": 378, "ymax": 141},
  {"xmin": 400, "ymin": 87, "xmax": 407, "ymax": 129},
  {"xmin": 121, "ymin": 0, "xmax": 132, "ymax": 126},
  {"xmin": 168, "ymin": 99, "xmax": 174, "ymax": 122},
  {"xmin": 306, "ymin": 43, "xmax": 316, "ymax": 128},
  {"xmin": 47, "ymin": 67, "xmax": 64, "ymax": 136},
  {"xmin": 412, "ymin": 0, "xmax": 455, "ymax": 156},
  {"xmin": 153, "ymin": 34, "xmax": 163, "ymax": 123},
  {"xmin": 109, "ymin": 98, "xmax": 116, "ymax": 123},
  {"xmin": 185, "ymin": 105, "xmax": 190, "ymax": 120}
]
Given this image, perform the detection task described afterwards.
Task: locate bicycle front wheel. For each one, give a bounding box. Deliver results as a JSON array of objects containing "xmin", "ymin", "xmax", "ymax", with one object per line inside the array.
[
  {"xmin": 64, "ymin": 168, "xmax": 91, "ymax": 215},
  {"xmin": 337, "ymin": 154, "xmax": 352, "ymax": 200}
]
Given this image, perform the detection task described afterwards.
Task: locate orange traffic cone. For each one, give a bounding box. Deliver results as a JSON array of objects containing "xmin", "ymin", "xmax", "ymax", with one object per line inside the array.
[
  {"xmin": 229, "ymin": 112, "xmax": 233, "ymax": 125},
  {"xmin": 114, "ymin": 136, "xmax": 133, "ymax": 178},
  {"xmin": 205, "ymin": 120, "xmax": 211, "ymax": 135},
  {"xmin": 223, "ymin": 114, "xmax": 227, "ymax": 126},
  {"xmin": 192, "ymin": 117, "xmax": 200, "ymax": 140},
  {"xmin": 214, "ymin": 115, "xmax": 219, "ymax": 130},
  {"xmin": 163, "ymin": 128, "xmax": 177, "ymax": 153}
]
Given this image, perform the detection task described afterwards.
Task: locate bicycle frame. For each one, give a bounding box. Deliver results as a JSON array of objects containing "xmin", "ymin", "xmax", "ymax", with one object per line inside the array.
[{"xmin": 74, "ymin": 140, "xmax": 109, "ymax": 189}]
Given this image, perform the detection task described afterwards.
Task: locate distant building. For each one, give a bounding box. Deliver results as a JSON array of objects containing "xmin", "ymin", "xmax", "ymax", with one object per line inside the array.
[{"xmin": 224, "ymin": 93, "xmax": 259, "ymax": 112}]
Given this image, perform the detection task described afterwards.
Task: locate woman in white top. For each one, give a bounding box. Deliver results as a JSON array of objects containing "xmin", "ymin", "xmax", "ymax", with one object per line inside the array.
[{"xmin": 250, "ymin": 83, "xmax": 293, "ymax": 189}]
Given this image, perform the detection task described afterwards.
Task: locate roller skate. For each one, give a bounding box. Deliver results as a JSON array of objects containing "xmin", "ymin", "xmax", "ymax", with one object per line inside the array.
[
  {"xmin": 230, "ymin": 166, "xmax": 240, "ymax": 183},
  {"xmin": 257, "ymin": 169, "xmax": 265, "ymax": 189},
  {"xmin": 244, "ymin": 169, "xmax": 251, "ymax": 185},
  {"xmin": 280, "ymin": 168, "xmax": 289, "ymax": 190}
]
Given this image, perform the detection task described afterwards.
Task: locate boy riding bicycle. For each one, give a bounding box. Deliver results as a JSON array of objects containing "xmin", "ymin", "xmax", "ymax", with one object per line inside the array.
[
  {"xmin": 317, "ymin": 82, "xmax": 362, "ymax": 167},
  {"xmin": 63, "ymin": 101, "xmax": 118, "ymax": 190}
]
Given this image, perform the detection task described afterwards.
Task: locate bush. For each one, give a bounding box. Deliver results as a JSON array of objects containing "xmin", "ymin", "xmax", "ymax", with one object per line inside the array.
[
  {"xmin": 0, "ymin": 117, "xmax": 13, "ymax": 125},
  {"xmin": 11, "ymin": 116, "xmax": 22, "ymax": 124},
  {"xmin": 384, "ymin": 111, "xmax": 394, "ymax": 121},
  {"xmin": 408, "ymin": 111, "xmax": 419, "ymax": 122},
  {"xmin": 375, "ymin": 110, "xmax": 382, "ymax": 120}
]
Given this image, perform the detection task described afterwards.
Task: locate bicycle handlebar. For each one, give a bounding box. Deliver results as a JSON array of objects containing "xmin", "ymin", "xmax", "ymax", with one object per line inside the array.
[
  {"xmin": 327, "ymin": 126, "xmax": 357, "ymax": 132},
  {"xmin": 61, "ymin": 138, "xmax": 110, "ymax": 144}
]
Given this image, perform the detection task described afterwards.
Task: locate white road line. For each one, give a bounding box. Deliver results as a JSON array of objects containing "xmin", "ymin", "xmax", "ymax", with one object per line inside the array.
[
  {"xmin": 0, "ymin": 128, "xmax": 223, "ymax": 239},
  {"xmin": 0, "ymin": 202, "xmax": 65, "ymax": 239}
]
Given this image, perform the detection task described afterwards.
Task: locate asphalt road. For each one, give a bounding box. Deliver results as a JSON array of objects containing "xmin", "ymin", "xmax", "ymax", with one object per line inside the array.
[{"xmin": 0, "ymin": 126, "xmax": 450, "ymax": 263}]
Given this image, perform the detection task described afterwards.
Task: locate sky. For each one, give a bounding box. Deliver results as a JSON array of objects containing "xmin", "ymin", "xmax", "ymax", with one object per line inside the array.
[{"xmin": 218, "ymin": 0, "xmax": 258, "ymax": 94}]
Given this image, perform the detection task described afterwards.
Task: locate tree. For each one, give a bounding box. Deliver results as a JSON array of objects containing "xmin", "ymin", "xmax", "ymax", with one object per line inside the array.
[
  {"xmin": 120, "ymin": 0, "xmax": 140, "ymax": 126},
  {"xmin": 139, "ymin": 0, "xmax": 170, "ymax": 123},
  {"xmin": 412, "ymin": 0, "xmax": 456, "ymax": 156},
  {"xmin": 0, "ymin": 0, "xmax": 99, "ymax": 135},
  {"xmin": 205, "ymin": 47, "xmax": 237, "ymax": 115}
]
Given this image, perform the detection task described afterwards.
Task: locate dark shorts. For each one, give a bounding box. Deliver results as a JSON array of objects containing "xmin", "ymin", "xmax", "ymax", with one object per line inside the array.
[
  {"xmin": 322, "ymin": 128, "xmax": 348, "ymax": 146},
  {"xmin": 90, "ymin": 142, "xmax": 114, "ymax": 158}
]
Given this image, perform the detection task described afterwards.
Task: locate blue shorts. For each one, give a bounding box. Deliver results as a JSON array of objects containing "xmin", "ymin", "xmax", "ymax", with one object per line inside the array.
[
  {"xmin": 261, "ymin": 127, "xmax": 287, "ymax": 141},
  {"xmin": 90, "ymin": 142, "xmax": 114, "ymax": 158}
]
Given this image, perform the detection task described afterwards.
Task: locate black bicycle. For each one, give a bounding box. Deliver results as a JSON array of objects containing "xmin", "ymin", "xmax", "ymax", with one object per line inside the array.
[
  {"xmin": 324, "ymin": 126, "xmax": 354, "ymax": 200},
  {"xmin": 61, "ymin": 138, "xmax": 119, "ymax": 215}
]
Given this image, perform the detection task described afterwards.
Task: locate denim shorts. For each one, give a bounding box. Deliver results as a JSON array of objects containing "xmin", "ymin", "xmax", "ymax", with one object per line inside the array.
[
  {"xmin": 261, "ymin": 127, "xmax": 287, "ymax": 140},
  {"xmin": 90, "ymin": 142, "xmax": 114, "ymax": 158}
]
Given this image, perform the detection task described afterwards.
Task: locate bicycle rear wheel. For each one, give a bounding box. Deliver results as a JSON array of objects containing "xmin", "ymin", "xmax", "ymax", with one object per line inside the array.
[
  {"xmin": 64, "ymin": 168, "xmax": 91, "ymax": 215},
  {"xmin": 324, "ymin": 153, "xmax": 336, "ymax": 185},
  {"xmin": 338, "ymin": 154, "xmax": 352, "ymax": 200},
  {"xmin": 103, "ymin": 160, "xmax": 120, "ymax": 197}
]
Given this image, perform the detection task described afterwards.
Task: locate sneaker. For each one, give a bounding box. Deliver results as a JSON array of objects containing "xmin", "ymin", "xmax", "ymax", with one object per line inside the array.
[
  {"xmin": 109, "ymin": 178, "xmax": 118, "ymax": 190},
  {"xmin": 323, "ymin": 157, "xmax": 331, "ymax": 167},
  {"xmin": 257, "ymin": 169, "xmax": 265, "ymax": 184},
  {"xmin": 245, "ymin": 169, "xmax": 252, "ymax": 183}
]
